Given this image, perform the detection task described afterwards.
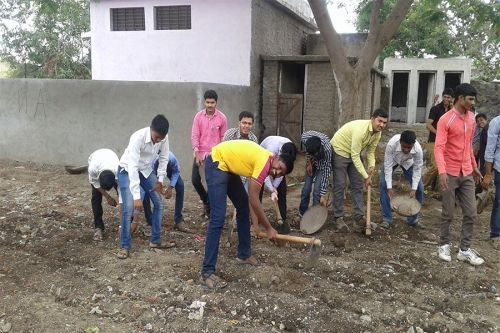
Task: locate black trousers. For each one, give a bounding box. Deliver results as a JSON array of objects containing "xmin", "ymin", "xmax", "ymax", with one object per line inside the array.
[
  {"xmin": 259, "ymin": 177, "xmax": 287, "ymax": 221},
  {"xmin": 91, "ymin": 184, "xmax": 117, "ymax": 230},
  {"xmin": 191, "ymin": 158, "xmax": 209, "ymax": 207}
]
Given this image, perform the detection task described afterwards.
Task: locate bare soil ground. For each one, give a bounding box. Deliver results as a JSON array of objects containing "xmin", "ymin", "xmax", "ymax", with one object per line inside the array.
[{"xmin": 0, "ymin": 159, "xmax": 498, "ymax": 333}]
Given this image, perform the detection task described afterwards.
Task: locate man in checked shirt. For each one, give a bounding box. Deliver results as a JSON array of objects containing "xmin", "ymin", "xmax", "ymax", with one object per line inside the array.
[
  {"xmin": 330, "ymin": 109, "xmax": 388, "ymax": 232},
  {"xmin": 299, "ymin": 131, "xmax": 333, "ymax": 220}
]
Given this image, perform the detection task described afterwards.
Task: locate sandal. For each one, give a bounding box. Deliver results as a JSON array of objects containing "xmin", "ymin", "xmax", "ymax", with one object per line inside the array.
[
  {"xmin": 116, "ymin": 248, "xmax": 129, "ymax": 259},
  {"xmin": 200, "ymin": 274, "xmax": 228, "ymax": 289},
  {"xmin": 149, "ymin": 241, "xmax": 176, "ymax": 249},
  {"xmin": 93, "ymin": 228, "xmax": 103, "ymax": 241}
]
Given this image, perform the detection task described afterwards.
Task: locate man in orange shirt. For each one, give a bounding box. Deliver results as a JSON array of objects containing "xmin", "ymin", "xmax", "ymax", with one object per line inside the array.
[{"xmin": 434, "ymin": 83, "xmax": 484, "ymax": 266}]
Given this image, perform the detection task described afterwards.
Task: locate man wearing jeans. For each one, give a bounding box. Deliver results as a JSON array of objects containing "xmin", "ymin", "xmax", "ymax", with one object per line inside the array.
[
  {"xmin": 200, "ymin": 140, "xmax": 294, "ymax": 289},
  {"xmin": 191, "ymin": 90, "xmax": 228, "ymax": 218},
  {"xmin": 330, "ymin": 109, "xmax": 388, "ymax": 232},
  {"xmin": 116, "ymin": 115, "xmax": 172, "ymax": 259},
  {"xmin": 482, "ymin": 114, "xmax": 500, "ymax": 250},
  {"xmin": 142, "ymin": 151, "xmax": 189, "ymax": 233},
  {"xmin": 379, "ymin": 131, "xmax": 424, "ymax": 229},
  {"xmin": 299, "ymin": 131, "xmax": 332, "ymax": 220},
  {"xmin": 435, "ymin": 83, "xmax": 484, "ymax": 266}
]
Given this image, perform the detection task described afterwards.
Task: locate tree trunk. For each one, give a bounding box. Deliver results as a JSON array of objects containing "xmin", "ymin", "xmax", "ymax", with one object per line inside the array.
[{"xmin": 337, "ymin": 70, "xmax": 369, "ymax": 126}]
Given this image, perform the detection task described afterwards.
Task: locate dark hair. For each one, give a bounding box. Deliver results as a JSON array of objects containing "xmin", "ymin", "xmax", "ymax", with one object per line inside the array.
[
  {"xmin": 400, "ymin": 130, "xmax": 416, "ymax": 145},
  {"xmin": 239, "ymin": 111, "xmax": 254, "ymax": 121},
  {"xmin": 371, "ymin": 108, "xmax": 388, "ymax": 119},
  {"xmin": 304, "ymin": 136, "xmax": 322, "ymax": 158},
  {"xmin": 99, "ymin": 170, "xmax": 116, "ymax": 191},
  {"xmin": 475, "ymin": 113, "xmax": 487, "ymax": 121},
  {"xmin": 280, "ymin": 142, "xmax": 297, "ymax": 161},
  {"xmin": 442, "ymin": 88, "xmax": 454, "ymax": 96},
  {"xmin": 454, "ymin": 83, "xmax": 477, "ymax": 100},
  {"xmin": 151, "ymin": 114, "xmax": 169, "ymax": 136},
  {"xmin": 279, "ymin": 153, "xmax": 295, "ymax": 175},
  {"xmin": 204, "ymin": 89, "xmax": 218, "ymax": 101}
]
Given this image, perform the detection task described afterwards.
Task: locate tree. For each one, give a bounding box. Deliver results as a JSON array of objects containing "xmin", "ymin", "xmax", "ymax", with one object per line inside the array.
[
  {"xmin": 0, "ymin": 0, "xmax": 90, "ymax": 79},
  {"xmin": 307, "ymin": 0, "xmax": 414, "ymax": 125},
  {"xmin": 356, "ymin": 0, "xmax": 499, "ymax": 81}
]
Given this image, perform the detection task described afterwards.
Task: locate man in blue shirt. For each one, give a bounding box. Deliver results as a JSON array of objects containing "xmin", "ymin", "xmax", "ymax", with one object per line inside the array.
[
  {"xmin": 482, "ymin": 115, "xmax": 500, "ymax": 250},
  {"xmin": 143, "ymin": 151, "xmax": 189, "ymax": 233}
]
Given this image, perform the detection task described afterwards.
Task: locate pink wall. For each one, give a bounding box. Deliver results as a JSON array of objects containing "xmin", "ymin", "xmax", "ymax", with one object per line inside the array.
[{"xmin": 90, "ymin": 0, "xmax": 252, "ymax": 85}]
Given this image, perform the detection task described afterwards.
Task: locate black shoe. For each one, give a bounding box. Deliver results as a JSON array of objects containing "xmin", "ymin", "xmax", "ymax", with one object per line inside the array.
[
  {"xmin": 203, "ymin": 204, "xmax": 210, "ymax": 219},
  {"xmin": 276, "ymin": 220, "xmax": 291, "ymax": 235}
]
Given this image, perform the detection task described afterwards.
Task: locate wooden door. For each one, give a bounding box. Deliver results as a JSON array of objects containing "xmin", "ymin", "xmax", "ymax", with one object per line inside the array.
[{"xmin": 278, "ymin": 93, "xmax": 303, "ymax": 146}]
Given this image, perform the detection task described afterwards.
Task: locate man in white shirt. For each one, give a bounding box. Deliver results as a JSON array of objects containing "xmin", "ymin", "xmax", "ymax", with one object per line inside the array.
[
  {"xmin": 116, "ymin": 115, "xmax": 172, "ymax": 259},
  {"xmin": 260, "ymin": 136, "xmax": 297, "ymax": 234},
  {"xmin": 379, "ymin": 130, "xmax": 424, "ymax": 229},
  {"xmin": 88, "ymin": 148, "xmax": 119, "ymax": 241}
]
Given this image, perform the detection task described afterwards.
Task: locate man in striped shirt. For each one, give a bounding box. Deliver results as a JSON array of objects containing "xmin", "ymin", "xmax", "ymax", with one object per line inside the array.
[
  {"xmin": 435, "ymin": 83, "xmax": 484, "ymax": 266},
  {"xmin": 223, "ymin": 111, "xmax": 258, "ymax": 142},
  {"xmin": 299, "ymin": 131, "xmax": 332, "ymax": 218}
]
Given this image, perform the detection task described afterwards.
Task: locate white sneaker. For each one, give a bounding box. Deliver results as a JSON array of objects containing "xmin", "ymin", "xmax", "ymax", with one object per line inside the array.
[
  {"xmin": 438, "ymin": 244, "xmax": 451, "ymax": 262},
  {"xmin": 457, "ymin": 248, "xmax": 484, "ymax": 266}
]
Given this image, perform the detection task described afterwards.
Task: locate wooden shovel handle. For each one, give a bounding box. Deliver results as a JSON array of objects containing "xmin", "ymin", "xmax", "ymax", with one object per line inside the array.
[
  {"xmin": 366, "ymin": 184, "xmax": 372, "ymax": 236},
  {"xmin": 257, "ymin": 231, "xmax": 321, "ymax": 246},
  {"xmin": 273, "ymin": 200, "xmax": 283, "ymax": 225}
]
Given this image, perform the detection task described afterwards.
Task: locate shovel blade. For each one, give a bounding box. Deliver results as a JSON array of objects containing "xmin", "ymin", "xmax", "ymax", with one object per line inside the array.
[{"xmin": 305, "ymin": 243, "xmax": 322, "ymax": 269}]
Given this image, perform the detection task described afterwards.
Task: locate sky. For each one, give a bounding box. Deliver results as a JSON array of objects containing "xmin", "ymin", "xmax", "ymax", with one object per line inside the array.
[{"xmin": 327, "ymin": 2, "xmax": 358, "ymax": 33}]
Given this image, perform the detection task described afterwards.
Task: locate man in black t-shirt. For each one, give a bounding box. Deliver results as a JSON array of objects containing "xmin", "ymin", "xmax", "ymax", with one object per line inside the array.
[{"xmin": 423, "ymin": 88, "xmax": 453, "ymax": 190}]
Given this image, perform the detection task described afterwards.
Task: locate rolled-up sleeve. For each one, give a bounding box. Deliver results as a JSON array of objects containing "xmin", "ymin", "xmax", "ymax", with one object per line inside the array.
[
  {"xmin": 412, "ymin": 147, "xmax": 424, "ymax": 190},
  {"xmin": 156, "ymin": 137, "xmax": 169, "ymax": 183}
]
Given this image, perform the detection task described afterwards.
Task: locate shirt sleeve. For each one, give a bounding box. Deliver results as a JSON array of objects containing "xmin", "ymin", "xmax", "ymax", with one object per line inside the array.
[
  {"xmin": 350, "ymin": 129, "xmax": 369, "ymax": 179},
  {"xmin": 264, "ymin": 176, "xmax": 274, "ymax": 192},
  {"xmin": 220, "ymin": 115, "xmax": 228, "ymax": 142},
  {"xmin": 317, "ymin": 138, "xmax": 332, "ymax": 196},
  {"xmin": 156, "ymin": 137, "xmax": 169, "ymax": 183},
  {"xmin": 366, "ymin": 133, "xmax": 380, "ymax": 168},
  {"xmin": 428, "ymin": 106, "xmax": 437, "ymax": 121},
  {"xmin": 223, "ymin": 128, "xmax": 232, "ymax": 141},
  {"xmin": 384, "ymin": 142, "xmax": 395, "ymax": 189},
  {"xmin": 434, "ymin": 116, "xmax": 448, "ymax": 175},
  {"xmin": 127, "ymin": 133, "xmax": 143, "ymax": 200},
  {"xmin": 252, "ymin": 157, "xmax": 272, "ymax": 186},
  {"xmin": 412, "ymin": 145, "xmax": 424, "ymax": 190},
  {"xmin": 88, "ymin": 167, "xmax": 100, "ymax": 188},
  {"xmin": 191, "ymin": 113, "xmax": 200, "ymax": 152},
  {"xmin": 485, "ymin": 119, "xmax": 500, "ymax": 163}
]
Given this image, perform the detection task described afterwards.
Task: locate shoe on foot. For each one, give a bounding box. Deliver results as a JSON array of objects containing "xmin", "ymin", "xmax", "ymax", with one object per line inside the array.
[
  {"xmin": 408, "ymin": 221, "xmax": 426, "ymax": 229},
  {"xmin": 174, "ymin": 221, "xmax": 192, "ymax": 233},
  {"xmin": 149, "ymin": 241, "xmax": 176, "ymax": 249},
  {"xmin": 276, "ymin": 220, "xmax": 291, "ymax": 235},
  {"xmin": 380, "ymin": 221, "xmax": 391, "ymax": 229},
  {"xmin": 333, "ymin": 217, "xmax": 349, "ymax": 232},
  {"xmin": 490, "ymin": 237, "xmax": 500, "ymax": 250},
  {"xmin": 236, "ymin": 255, "xmax": 260, "ymax": 266},
  {"xmin": 203, "ymin": 204, "xmax": 210, "ymax": 219},
  {"xmin": 438, "ymin": 244, "xmax": 451, "ymax": 262},
  {"xmin": 200, "ymin": 274, "xmax": 228, "ymax": 289},
  {"xmin": 457, "ymin": 248, "xmax": 484, "ymax": 266},
  {"xmin": 116, "ymin": 248, "xmax": 129, "ymax": 259},
  {"xmin": 93, "ymin": 228, "xmax": 103, "ymax": 241}
]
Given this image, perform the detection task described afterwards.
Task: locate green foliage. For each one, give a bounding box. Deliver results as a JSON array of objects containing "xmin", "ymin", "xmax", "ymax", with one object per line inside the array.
[
  {"xmin": 355, "ymin": 0, "xmax": 500, "ymax": 80},
  {"xmin": 0, "ymin": 0, "xmax": 90, "ymax": 79}
]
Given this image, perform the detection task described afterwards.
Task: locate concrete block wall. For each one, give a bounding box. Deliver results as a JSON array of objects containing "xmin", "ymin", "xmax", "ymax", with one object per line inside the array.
[
  {"xmin": 251, "ymin": 0, "xmax": 315, "ymax": 137},
  {"xmin": 303, "ymin": 62, "xmax": 337, "ymax": 137},
  {"xmin": 261, "ymin": 61, "xmax": 280, "ymax": 138},
  {"xmin": 0, "ymin": 79, "xmax": 252, "ymax": 178}
]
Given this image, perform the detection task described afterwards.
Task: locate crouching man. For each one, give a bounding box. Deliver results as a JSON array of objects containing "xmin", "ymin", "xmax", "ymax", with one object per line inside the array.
[
  {"xmin": 88, "ymin": 148, "xmax": 119, "ymax": 241},
  {"xmin": 379, "ymin": 131, "xmax": 424, "ymax": 229},
  {"xmin": 200, "ymin": 140, "xmax": 294, "ymax": 289}
]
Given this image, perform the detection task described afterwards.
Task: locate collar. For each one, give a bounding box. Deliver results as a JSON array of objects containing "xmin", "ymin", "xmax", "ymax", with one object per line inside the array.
[
  {"xmin": 395, "ymin": 141, "xmax": 416, "ymax": 154},
  {"xmin": 368, "ymin": 119, "xmax": 374, "ymax": 133},
  {"xmin": 203, "ymin": 108, "xmax": 219, "ymax": 117}
]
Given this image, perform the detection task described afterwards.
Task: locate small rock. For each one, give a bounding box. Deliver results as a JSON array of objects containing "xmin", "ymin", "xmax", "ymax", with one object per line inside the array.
[
  {"xmin": 360, "ymin": 315, "xmax": 371, "ymax": 323},
  {"xmin": 271, "ymin": 276, "xmax": 279, "ymax": 284},
  {"xmin": 166, "ymin": 306, "xmax": 174, "ymax": 313},
  {"xmin": 231, "ymin": 310, "xmax": 237, "ymax": 316},
  {"xmin": 175, "ymin": 295, "xmax": 184, "ymax": 302},
  {"xmin": 495, "ymin": 297, "xmax": 500, "ymax": 304},
  {"xmin": 92, "ymin": 294, "xmax": 105, "ymax": 302},
  {"xmin": 406, "ymin": 327, "xmax": 415, "ymax": 333},
  {"xmin": 490, "ymin": 285, "xmax": 497, "ymax": 293},
  {"xmin": 396, "ymin": 309, "xmax": 405, "ymax": 315},
  {"xmin": 279, "ymin": 323, "xmax": 285, "ymax": 330},
  {"xmin": 415, "ymin": 327, "xmax": 425, "ymax": 333},
  {"xmin": 89, "ymin": 306, "xmax": 102, "ymax": 315},
  {"xmin": 0, "ymin": 322, "xmax": 12, "ymax": 333},
  {"xmin": 144, "ymin": 323, "xmax": 153, "ymax": 331}
]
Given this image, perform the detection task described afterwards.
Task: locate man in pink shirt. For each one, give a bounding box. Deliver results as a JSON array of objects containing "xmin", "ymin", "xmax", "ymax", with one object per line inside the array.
[
  {"xmin": 191, "ymin": 90, "xmax": 228, "ymax": 218},
  {"xmin": 435, "ymin": 83, "xmax": 484, "ymax": 266}
]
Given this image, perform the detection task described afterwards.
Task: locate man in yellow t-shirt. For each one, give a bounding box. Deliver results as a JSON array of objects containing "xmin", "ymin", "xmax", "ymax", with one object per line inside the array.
[
  {"xmin": 200, "ymin": 140, "xmax": 295, "ymax": 289},
  {"xmin": 330, "ymin": 109, "xmax": 388, "ymax": 232}
]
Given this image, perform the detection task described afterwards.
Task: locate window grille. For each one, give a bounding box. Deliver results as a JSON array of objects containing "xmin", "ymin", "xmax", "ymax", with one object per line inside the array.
[
  {"xmin": 155, "ymin": 5, "xmax": 191, "ymax": 30},
  {"xmin": 111, "ymin": 7, "xmax": 145, "ymax": 31}
]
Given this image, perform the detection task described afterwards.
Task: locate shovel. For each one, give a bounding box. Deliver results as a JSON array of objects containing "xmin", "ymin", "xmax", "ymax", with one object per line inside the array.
[
  {"xmin": 365, "ymin": 185, "xmax": 372, "ymax": 236},
  {"xmin": 257, "ymin": 231, "xmax": 322, "ymax": 268}
]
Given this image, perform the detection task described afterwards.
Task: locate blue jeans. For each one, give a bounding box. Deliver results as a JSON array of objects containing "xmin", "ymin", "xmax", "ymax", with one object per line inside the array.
[
  {"xmin": 118, "ymin": 167, "xmax": 163, "ymax": 249},
  {"xmin": 202, "ymin": 156, "xmax": 251, "ymax": 277},
  {"xmin": 491, "ymin": 169, "xmax": 500, "ymax": 238},
  {"xmin": 379, "ymin": 166, "xmax": 424, "ymax": 225},
  {"xmin": 299, "ymin": 168, "xmax": 326, "ymax": 216},
  {"xmin": 143, "ymin": 176, "xmax": 184, "ymax": 225}
]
